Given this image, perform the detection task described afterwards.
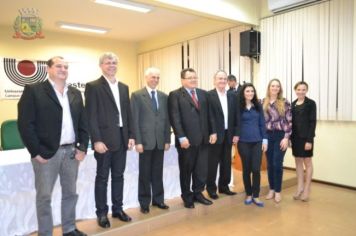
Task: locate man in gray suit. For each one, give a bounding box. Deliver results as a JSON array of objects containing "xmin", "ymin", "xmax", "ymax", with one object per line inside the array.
[{"xmin": 131, "ymin": 67, "xmax": 171, "ymax": 214}]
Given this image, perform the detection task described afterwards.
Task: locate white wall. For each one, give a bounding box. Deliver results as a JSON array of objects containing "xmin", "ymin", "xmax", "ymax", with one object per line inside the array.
[{"xmin": 284, "ymin": 121, "xmax": 356, "ymax": 187}]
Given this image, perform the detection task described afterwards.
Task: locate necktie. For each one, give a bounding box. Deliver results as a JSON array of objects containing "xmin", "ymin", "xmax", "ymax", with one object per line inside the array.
[
  {"xmin": 190, "ymin": 89, "xmax": 199, "ymax": 109},
  {"xmin": 151, "ymin": 90, "xmax": 158, "ymax": 111}
]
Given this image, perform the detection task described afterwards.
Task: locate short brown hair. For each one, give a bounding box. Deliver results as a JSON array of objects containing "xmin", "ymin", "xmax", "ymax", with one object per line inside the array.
[
  {"xmin": 294, "ymin": 81, "xmax": 309, "ymax": 90},
  {"xmin": 46, "ymin": 56, "xmax": 64, "ymax": 67},
  {"xmin": 181, "ymin": 68, "xmax": 196, "ymax": 79}
]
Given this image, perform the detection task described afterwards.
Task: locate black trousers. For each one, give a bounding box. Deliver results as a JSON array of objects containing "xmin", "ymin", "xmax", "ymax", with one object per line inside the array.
[
  {"xmin": 238, "ymin": 141, "xmax": 262, "ymax": 198},
  {"xmin": 138, "ymin": 146, "xmax": 165, "ymax": 207},
  {"xmin": 207, "ymin": 131, "xmax": 232, "ymax": 194},
  {"xmin": 94, "ymin": 137, "xmax": 126, "ymax": 217},
  {"xmin": 177, "ymin": 144, "xmax": 208, "ymax": 203}
]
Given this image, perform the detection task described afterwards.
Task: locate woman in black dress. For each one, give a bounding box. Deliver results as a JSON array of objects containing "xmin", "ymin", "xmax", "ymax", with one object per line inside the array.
[{"xmin": 291, "ymin": 81, "xmax": 316, "ymax": 202}]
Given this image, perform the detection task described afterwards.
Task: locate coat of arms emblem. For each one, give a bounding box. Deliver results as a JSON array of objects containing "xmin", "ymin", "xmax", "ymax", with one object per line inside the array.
[{"xmin": 13, "ymin": 8, "xmax": 45, "ymax": 40}]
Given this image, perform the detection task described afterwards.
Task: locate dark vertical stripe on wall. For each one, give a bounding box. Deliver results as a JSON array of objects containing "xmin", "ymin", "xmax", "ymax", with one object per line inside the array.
[
  {"xmin": 336, "ymin": 43, "xmax": 339, "ymax": 112},
  {"xmin": 181, "ymin": 44, "xmax": 184, "ymax": 70},
  {"xmin": 229, "ymin": 32, "xmax": 232, "ymax": 75},
  {"xmin": 290, "ymin": 44, "xmax": 293, "ymax": 103},
  {"xmin": 187, "ymin": 43, "xmax": 190, "ymax": 68}
]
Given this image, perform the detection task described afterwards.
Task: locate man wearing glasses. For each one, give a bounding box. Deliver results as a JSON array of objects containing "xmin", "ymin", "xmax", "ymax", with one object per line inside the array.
[{"xmin": 168, "ymin": 68, "xmax": 217, "ymax": 209}]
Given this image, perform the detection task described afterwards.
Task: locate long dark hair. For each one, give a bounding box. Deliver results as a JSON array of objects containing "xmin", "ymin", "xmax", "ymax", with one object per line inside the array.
[{"xmin": 239, "ymin": 83, "xmax": 261, "ymax": 112}]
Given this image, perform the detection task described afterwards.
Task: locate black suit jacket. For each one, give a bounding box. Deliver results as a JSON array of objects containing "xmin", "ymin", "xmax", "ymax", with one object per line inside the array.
[
  {"xmin": 227, "ymin": 85, "xmax": 241, "ymax": 94},
  {"xmin": 168, "ymin": 87, "xmax": 215, "ymax": 147},
  {"xmin": 208, "ymin": 89, "xmax": 239, "ymax": 144},
  {"xmin": 291, "ymin": 97, "xmax": 317, "ymax": 142},
  {"xmin": 84, "ymin": 76, "xmax": 134, "ymax": 151},
  {"xmin": 18, "ymin": 80, "xmax": 89, "ymax": 159}
]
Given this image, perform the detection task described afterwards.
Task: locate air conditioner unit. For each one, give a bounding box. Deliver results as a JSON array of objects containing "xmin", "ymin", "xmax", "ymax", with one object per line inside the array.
[{"xmin": 268, "ymin": 0, "xmax": 320, "ymax": 13}]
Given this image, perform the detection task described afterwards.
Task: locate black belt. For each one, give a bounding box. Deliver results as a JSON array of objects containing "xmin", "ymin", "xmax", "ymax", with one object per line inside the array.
[{"xmin": 60, "ymin": 143, "xmax": 74, "ymax": 147}]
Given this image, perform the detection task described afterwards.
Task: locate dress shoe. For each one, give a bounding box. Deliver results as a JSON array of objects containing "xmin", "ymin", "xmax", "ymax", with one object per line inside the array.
[
  {"xmin": 140, "ymin": 206, "xmax": 150, "ymax": 214},
  {"xmin": 274, "ymin": 192, "xmax": 282, "ymax": 203},
  {"xmin": 265, "ymin": 190, "xmax": 275, "ymax": 200},
  {"xmin": 97, "ymin": 216, "xmax": 110, "ymax": 228},
  {"xmin": 252, "ymin": 198, "xmax": 264, "ymax": 207},
  {"xmin": 244, "ymin": 197, "xmax": 253, "ymax": 205},
  {"xmin": 152, "ymin": 202, "xmax": 169, "ymax": 209},
  {"xmin": 184, "ymin": 202, "xmax": 195, "ymax": 209},
  {"xmin": 300, "ymin": 193, "xmax": 309, "ymax": 202},
  {"xmin": 219, "ymin": 189, "xmax": 237, "ymax": 196},
  {"xmin": 293, "ymin": 189, "xmax": 304, "ymax": 200},
  {"xmin": 194, "ymin": 194, "xmax": 213, "ymax": 205},
  {"xmin": 208, "ymin": 192, "xmax": 219, "ymax": 200},
  {"xmin": 63, "ymin": 229, "xmax": 87, "ymax": 236},
  {"xmin": 112, "ymin": 210, "xmax": 132, "ymax": 222}
]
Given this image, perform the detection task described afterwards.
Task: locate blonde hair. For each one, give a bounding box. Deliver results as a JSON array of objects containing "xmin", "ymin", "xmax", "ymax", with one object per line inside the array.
[{"xmin": 263, "ymin": 78, "xmax": 286, "ymax": 116}]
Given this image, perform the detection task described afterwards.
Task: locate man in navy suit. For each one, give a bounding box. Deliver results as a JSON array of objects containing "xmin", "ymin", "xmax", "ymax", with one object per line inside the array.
[{"xmin": 168, "ymin": 68, "xmax": 217, "ymax": 208}]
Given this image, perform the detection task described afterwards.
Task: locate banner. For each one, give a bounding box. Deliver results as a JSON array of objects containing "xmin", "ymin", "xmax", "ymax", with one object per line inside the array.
[{"xmin": 0, "ymin": 57, "xmax": 100, "ymax": 99}]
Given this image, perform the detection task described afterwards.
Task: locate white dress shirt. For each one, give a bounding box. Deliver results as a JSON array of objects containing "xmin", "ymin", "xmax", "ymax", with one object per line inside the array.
[
  {"xmin": 216, "ymin": 88, "xmax": 228, "ymax": 130},
  {"xmin": 104, "ymin": 76, "xmax": 123, "ymax": 127},
  {"xmin": 48, "ymin": 79, "xmax": 75, "ymax": 145}
]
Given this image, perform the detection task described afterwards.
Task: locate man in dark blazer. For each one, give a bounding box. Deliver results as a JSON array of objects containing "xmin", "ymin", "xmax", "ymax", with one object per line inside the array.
[
  {"xmin": 207, "ymin": 70, "xmax": 239, "ymax": 200},
  {"xmin": 168, "ymin": 68, "xmax": 217, "ymax": 209},
  {"xmin": 84, "ymin": 52, "xmax": 135, "ymax": 228},
  {"xmin": 131, "ymin": 67, "xmax": 171, "ymax": 214},
  {"xmin": 18, "ymin": 56, "xmax": 89, "ymax": 236},
  {"xmin": 227, "ymin": 74, "xmax": 241, "ymax": 94}
]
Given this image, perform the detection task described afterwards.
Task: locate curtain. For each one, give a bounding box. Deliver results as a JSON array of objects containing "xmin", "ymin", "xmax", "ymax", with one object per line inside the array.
[
  {"xmin": 137, "ymin": 43, "xmax": 182, "ymax": 94},
  {"xmin": 188, "ymin": 31, "xmax": 225, "ymax": 91},
  {"xmin": 230, "ymin": 26, "xmax": 252, "ymax": 84},
  {"xmin": 260, "ymin": 0, "xmax": 354, "ymax": 121}
]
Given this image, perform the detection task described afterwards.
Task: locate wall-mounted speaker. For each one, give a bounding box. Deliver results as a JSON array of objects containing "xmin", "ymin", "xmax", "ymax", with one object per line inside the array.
[{"xmin": 240, "ymin": 30, "xmax": 260, "ymax": 57}]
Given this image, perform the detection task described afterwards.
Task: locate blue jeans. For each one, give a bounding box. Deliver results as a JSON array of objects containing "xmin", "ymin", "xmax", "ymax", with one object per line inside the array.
[{"xmin": 266, "ymin": 131, "xmax": 286, "ymax": 193}]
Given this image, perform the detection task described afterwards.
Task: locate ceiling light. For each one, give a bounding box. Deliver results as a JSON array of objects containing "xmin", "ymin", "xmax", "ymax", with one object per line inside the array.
[
  {"xmin": 57, "ymin": 22, "xmax": 109, "ymax": 34},
  {"xmin": 94, "ymin": 0, "xmax": 153, "ymax": 13}
]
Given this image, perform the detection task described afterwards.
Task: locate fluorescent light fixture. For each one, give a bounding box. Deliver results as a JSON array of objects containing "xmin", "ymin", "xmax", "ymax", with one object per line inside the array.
[
  {"xmin": 94, "ymin": 0, "xmax": 153, "ymax": 13},
  {"xmin": 57, "ymin": 22, "xmax": 109, "ymax": 34},
  {"xmin": 156, "ymin": 0, "xmax": 246, "ymax": 22}
]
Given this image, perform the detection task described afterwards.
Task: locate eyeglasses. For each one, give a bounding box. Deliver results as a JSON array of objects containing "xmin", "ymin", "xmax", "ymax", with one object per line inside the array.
[
  {"xmin": 184, "ymin": 76, "xmax": 198, "ymax": 80},
  {"xmin": 103, "ymin": 61, "xmax": 118, "ymax": 66}
]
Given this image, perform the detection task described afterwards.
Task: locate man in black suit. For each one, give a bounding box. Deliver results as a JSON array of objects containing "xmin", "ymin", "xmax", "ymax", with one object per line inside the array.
[
  {"xmin": 168, "ymin": 68, "xmax": 217, "ymax": 209},
  {"xmin": 207, "ymin": 70, "xmax": 239, "ymax": 200},
  {"xmin": 85, "ymin": 52, "xmax": 135, "ymax": 228},
  {"xmin": 227, "ymin": 74, "xmax": 241, "ymax": 94},
  {"xmin": 18, "ymin": 56, "xmax": 89, "ymax": 236},
  {"xmin": 131, "ymin": 67, "xmax": 171, "ymax": 214}
]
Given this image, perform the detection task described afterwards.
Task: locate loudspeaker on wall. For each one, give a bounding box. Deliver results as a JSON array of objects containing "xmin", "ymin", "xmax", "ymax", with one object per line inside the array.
[{"xmin": 240, "ymin": 30, "xmax": 260, "ymax": 57}]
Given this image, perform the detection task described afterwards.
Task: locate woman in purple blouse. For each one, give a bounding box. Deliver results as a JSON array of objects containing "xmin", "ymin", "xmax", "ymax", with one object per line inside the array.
[{"xmin": 262, "ymin": 79, "xmax": 292, "ymax": 203}]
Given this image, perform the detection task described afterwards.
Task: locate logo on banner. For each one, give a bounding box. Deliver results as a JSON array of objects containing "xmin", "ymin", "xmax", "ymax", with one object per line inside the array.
[
  {"xmin": 13, "ymin": 8, "xmax": 45, "ymax": 40},
  {"xmin": 3, "ymin": 58, "xmax": 47, "ymax": 87}
]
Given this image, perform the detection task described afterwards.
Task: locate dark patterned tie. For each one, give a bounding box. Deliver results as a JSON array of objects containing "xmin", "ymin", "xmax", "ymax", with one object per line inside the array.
[
  {"xmin": 151, "ymin": 90, "xmax": 158, "ymax": 111},
  {"xmin": 191, "ymin": 89, "xmax": 199, "ymax": 109}
]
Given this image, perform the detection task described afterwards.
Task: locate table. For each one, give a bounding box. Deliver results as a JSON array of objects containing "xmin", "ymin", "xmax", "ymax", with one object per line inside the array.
[{"xmin": 0, "ymin": 147, "xmax": 181, "ymax": 236}]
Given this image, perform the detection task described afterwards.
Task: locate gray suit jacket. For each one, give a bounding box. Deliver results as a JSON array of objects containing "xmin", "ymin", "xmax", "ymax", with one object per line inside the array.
[{"xmin": 131, "ymin": 88, "xmax": 171, "ymax": 150}]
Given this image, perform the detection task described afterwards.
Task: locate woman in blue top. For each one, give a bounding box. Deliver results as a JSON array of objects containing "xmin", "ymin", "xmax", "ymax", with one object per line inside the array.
[{"xmin": 237, "ymin": 83, "xmax": 268, "ymax": 207}]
